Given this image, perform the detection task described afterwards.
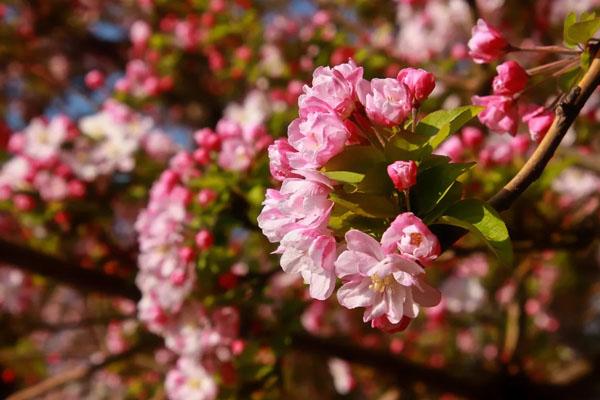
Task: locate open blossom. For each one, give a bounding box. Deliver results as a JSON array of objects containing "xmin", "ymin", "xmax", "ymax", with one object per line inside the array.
[
  {"xmin": 468, "ymin": 19, "xmax": 509, "ymax": 64},
  {"xmin": 381, "ymin": 213, "xmax": 441, "ymax": 262},
  {"xmin": 276, "ymin": 227, "xmax": 337, "ymax": 300},
  {"xmin": 397, "ymin": 68, "xmax": 436, "ymax": 105},
  {"xmin": 287, "ymin": 112, "xmax": 349, "ymax": 169},
  {"xmin": 522, "ymin": 105, "xmax": 554, "ymax": 142},
  {"xmin": 492, "ymin": 61, "xmax": 528, "ymax": 95},
  {"xmin": 357, "ymin": 78, "xmax": 412, "ymax": 126},
  {"xmin": 165, "ymin": 358, "xmax": 217, "ymax": 400},
  {"xmin": 472, "ymin": 95, "xmax": 519, "ymax": 135},
  {"xmin": 387, "ymin": 160, "xmax": 417, "ymax": 191},
  {"xmin": 335, "ymin": 229, "xmax": 441, "ymax": 328},
  {"xmin": 299, "ymin": 60, "xmax": 363, "ymax": 118},
  {"xmin": 267, "ymin": 139, "xmax": 296, "ymax": 181},
  {"xmin": 257, "ymin": 177, "xmax": 332, "ymax": 243}
]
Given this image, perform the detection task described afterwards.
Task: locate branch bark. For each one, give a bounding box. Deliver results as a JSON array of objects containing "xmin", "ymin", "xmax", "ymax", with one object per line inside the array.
[
  {"xmin": 6, "ymin": 334, "xmax": 161, "ymax": 400},
  {"xmin": 0, "ymin": 238, "xmax": 141, "ymax": 301}
]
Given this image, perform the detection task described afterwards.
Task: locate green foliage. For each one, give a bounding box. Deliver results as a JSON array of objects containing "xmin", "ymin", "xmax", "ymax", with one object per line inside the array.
[
  {"xmin": 438, "ymin": 199, "xmax": 513, "ymax": 267},
  {"xmin": 564, "ymin": 12, "xmax": 600, "ymax": 47}
]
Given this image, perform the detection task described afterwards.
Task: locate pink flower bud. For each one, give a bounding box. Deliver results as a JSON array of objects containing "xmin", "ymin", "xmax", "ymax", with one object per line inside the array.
[
  {"xmin": 461, "ymin": 126, "xmax": 484, "ymax": 148},
  {"xmin": 371, "ymin": 315, "xmax": 412, "ymax": 333},
  {"xmin": 197, "ymin": 188, "xmax": 217, "ymax": 206},
  {"xmin": 179, "ymin": 246, "xmax": 194, "ymax": 263},
  {"xmin": 472, "ymin": 94, "xmax": 519, "ymax": 135},
  {"xmin": 14, "ymin": 194, "xmax": 35, "ymax": 211},
  {"xmin": 510, "ymin": 134, "xmax": 530, "ymax": 155},
  {"xmin": 492, "ymin": 61, "xmax": 528, "ymax": 95},
  {"xmin": 387, "ymin": 160, "xmax": 417, "ymax": 191},
  {"xmin": 85, "ymin": 70, "xmax": 105, "ymax": 90},
  {"xmin": 130, "ymin": 20, "xmax": 151, "ymax": 47},
  {"xmin": 67, "ymin": 180, "xmax": 86, "ymax": 198},
  {"xmin": 195, "ymin": 229, "xmax": 214, "ymax": 250},
  {"xmin": 7, "ymin": 134, "xmax": 25, "ymax": 154},
  {"xmin": 396, "ymin": 68, "xmax": 436, "ymax": 105},
  {"xmin": 468, "ymin": 19, "xmax": 509, "ymax": 64},
  {"xmin": 522, "ymin": 105, "xmax": 554, "ymax": 142}
]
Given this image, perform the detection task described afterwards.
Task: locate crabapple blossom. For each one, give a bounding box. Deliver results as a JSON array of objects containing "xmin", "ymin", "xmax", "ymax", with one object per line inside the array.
[
  {"xmin": 387, "ymin": 160, "xmax": 418, "ymax": 191},
  {"xmin": 357, "ymin": 78, "xmax": 413, "ymax": 126},
  {"xmin": 472, "ymin": 94, "xmax": 519, "ymax": 135},
  {"xmin": 396, "ymin": 68, "xmax": 436, "ymax": 105},
  {"xmin": 335, "ymin": 229, "xmax": 441, "ymax": 329},
  {"xmin": 468, "ymin": 19, "xmax": 509, "ymax": 64},
  {"xmin": 380, "ymin": 213, "xmax": 441, "ymax": 262},
  {"xmin": 287, "ymin": 112, "xmax": 349, "ymax": 168},
  {"xmin": 492, "ymin": 61, "xmax": 529, "ymax": 95},
  {"xmin": 267, "ymin": 139, "xmax": 296, "ymax": 181},
  {"xmin": 165, "ymin": 358, "xmax": 217, "ymax": 400},
  {"xmin": 522, "ymin": 105, "xmax": 555, "ymax": 142}
]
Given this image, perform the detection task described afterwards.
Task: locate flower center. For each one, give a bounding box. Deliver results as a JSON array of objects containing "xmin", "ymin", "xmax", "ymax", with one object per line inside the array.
[
  {"xmin": 369, "ymin": 274, "xmax": 394, "ymax": 293},
  {"xmin": 409, "ymin": 232, "xmax": 423, "ymax": 246},
  {"xmin": 187, "ymin": 378, "xmax": 202, "ymax": 389}
]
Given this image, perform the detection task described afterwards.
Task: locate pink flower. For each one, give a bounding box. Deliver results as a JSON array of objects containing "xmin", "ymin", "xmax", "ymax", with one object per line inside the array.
[
  {"xmin": 461, "ymin": 126, "xmax": 484, "ymax": 149},
  {"xmin": 468, "ymin": 19, "xmax": 509, "ymax": 64},
  {"xmin": 276, "ymin": 228, "xmax": 337, "ymax": 300},
  {"xmin": 434, "ymin": 135, "xmax": 463, "ymax": 162},
  {"xmin": 472, "ymin": 95, "xmax": 519, "ymax": 135},
  {"xmin": 380, "ymin": 212, "xmax": 441, "ymax": 262},
  {"xmin": 130, "ymin": 20, "xmax": 151, "ymax": 48},
  {"xmin": 335, "ymin": 229, "xmax": 440, "ymax": 325},
  {"xmin": 387, "ymin": 160, "xmax": 417, "ymax": 191},
  {"xmin": 357, "ymin": 78, "xmax": 412, "ymax": 126},
  {"xmin": 268, "ymin": 139, "xmax": 297, "ymax": 181},
  {"xmin": 257, "ymin": 177, "xmax": 332, "ymax": 243},
  {"xmin": 165, "ymin": 358, "xmax": 217, "ymax": 400},
  {"xmin": 85, "ymin": 70, "xmax": 105, "ymax": 90},
  {"xmin": 396, "ymin": 68, "xmax": 436, "ymax": 105},
  {"xmin": 522, "ymin": 105, "xmax": 554, "ymax": 142},
  {"xmin": 299, "ymin": 60, "xmax": 363, "ymax": 118},
  {"xmin": 195, "ymin": 229, "xmax": 214, "ymax": 250},
  {"xmin": 287, "ymin": 112, "xmax": 349, "ymax": 168},
  {"xmin": 492, "ymin": 61, "xmax": 528, "ymax": 95}
]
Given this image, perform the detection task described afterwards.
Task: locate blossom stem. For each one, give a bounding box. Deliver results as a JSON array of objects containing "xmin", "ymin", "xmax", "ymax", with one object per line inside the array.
[
  {"xmin": 411, "ymin": 107, "xmax": 418, "ymax": 133},
  {"xmin": 510, "ymin": 45, "xmax": 581, "ymax": 55},
  {"xmin": 525, "ymin": 57, "xmax": 579, "ymax": 76},
  {"xmin": 403, "ymin": 189, "xmax": 411, "ymax": 211}
]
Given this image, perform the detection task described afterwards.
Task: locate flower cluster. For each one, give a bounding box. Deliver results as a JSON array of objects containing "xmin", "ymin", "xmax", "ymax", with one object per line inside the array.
[
  {"xmin": 0, "ymin": 101, "xmax": 171, "ymax": 210},
  {"xmin": 135, "ymin": 90, "xmax": 273, "ymax": 399},
  {"xmin": 259, "ymin": 60, "xmax": 442, "ymax": 332},
  {"xmin": 468, "ymin": 19, "xmax": 555, "ymax": 141}
]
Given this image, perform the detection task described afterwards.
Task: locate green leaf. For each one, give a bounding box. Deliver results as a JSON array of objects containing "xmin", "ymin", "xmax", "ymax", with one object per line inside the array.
[
  {"xmin": 563, "ymin": 12, "xmax": 578, "ymax": 47},
  {"xmin": 330, "ymin": 192, "xmax": 398, "ymax": 219},
  {"xmin": 321, "ymin": 170, "xmax": 365, "ymax": 184},
  {"xmin": 384, "ymin": 132, "xmax": 427, "ymax": 162},
  {"xmin": 322, "ymin": 145, "xmax": 385, "ymax": 173},
  {"xmin": 558, "ymin": 66, "xmax": 582, "ymax": 92},
  {"xmin": 411, "ymin": 162, "xmax": 474, "ymax": 216},
  {"xmin": 421, "ymin": 182, "xmax": 463, "ymax": 225},
  {"xmin": 415, "ymin": 105, "xmax": 483, "ymax": 159},
  {"xmin": 355, "ymin": 163, "xmax": 394, "ymax": 194},
  {"xmin": 438, "ymin": 199, "xmax": 513, "ymax": 267},
  {"xmin": 564, "ymin": 12, "xmax": 600, "ymax": 45}
]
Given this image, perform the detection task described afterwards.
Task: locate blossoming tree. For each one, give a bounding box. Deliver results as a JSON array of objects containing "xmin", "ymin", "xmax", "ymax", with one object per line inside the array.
[{"xmin": 1, "ymin": 1, "xmax": 600, "ymax": 399}]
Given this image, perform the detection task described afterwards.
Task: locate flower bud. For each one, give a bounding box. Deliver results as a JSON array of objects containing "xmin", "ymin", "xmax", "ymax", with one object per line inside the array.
[
  {"xmin": 468, "ymin": 19, "xmax": 508, "ymax": 64},
  {"xmin": 387, "ymin": 160, "xmax": 417, "ymax": 191},
  {"xmin": 492, "ymin": 61, "xmax": 528, "ymax": 95},
  {"xmin": 397, "ymin": 68, "xmax": 436, "ymax": 105}
]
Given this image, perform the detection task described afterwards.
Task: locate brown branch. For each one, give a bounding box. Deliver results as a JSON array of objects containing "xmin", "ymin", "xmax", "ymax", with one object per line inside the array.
[
  {"xmin": 0, "ymin": 238, "xmax": 141, "ymax": 301},
  {"xmin": 6, "ymin": 334, "xmax": 161, "ymax": 400},
  {"xmin": 489, "ymin": 46, "xmax": 600, "ymax": 212}
]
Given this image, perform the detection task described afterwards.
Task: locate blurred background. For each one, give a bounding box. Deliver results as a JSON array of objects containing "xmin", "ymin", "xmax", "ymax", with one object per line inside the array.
[{"xmin": 0, "ymin": 0, "xmax": 599, "ymax": 399}]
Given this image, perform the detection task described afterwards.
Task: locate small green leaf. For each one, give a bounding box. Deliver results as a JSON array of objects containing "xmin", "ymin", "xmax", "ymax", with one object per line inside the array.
[
  {"xmin": 321, "ymin": 170, "xmax": 366, "ymax": 184},
  {"xmin": 411, "ymin": 162, "xmax": 474, "ymax": 216},
  {"xmin": 565, "ymin": 12, "xmax": 600, "ymax": 45},
  {"xmin": 415, "ymin": 105, "xmax": 483, "ymax": 159},
  {"xmin": 330, "ymin": 192, "xmax": 398, "ymax": 219},
  {"xmin": 322, "ymin": 145, "xmax": 385, "ymax": 173},
  {"xmin": 355, "ymin": 163, "xmax": 394, "ymax": 194},
  {"xmin": 558, "ymin": 66, "xmax": 582, "ymax": 92},
  {"xmin": 438, "ymin": 199, "xmax": 513, "ymax": 267},
  {"xmin": 421, "ymin": 182, "xmax": 463, "ymax": 224},
  {"xmin": 563, "ymin": 12, "xmax": 578, "ymax": 47}
]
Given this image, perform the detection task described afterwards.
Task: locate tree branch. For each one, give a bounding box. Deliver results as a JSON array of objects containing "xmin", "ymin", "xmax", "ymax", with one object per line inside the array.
[
  {"xmin": 489, "ymin": 46, "xmax": 600, "ymax": 212},
  {"xmin": 6, "ymin": 334, "xmax": 161, "ymax": 400},
  {"xmin": 0, "ymin": 238, "xmax": 141, "ymax": 301}
]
